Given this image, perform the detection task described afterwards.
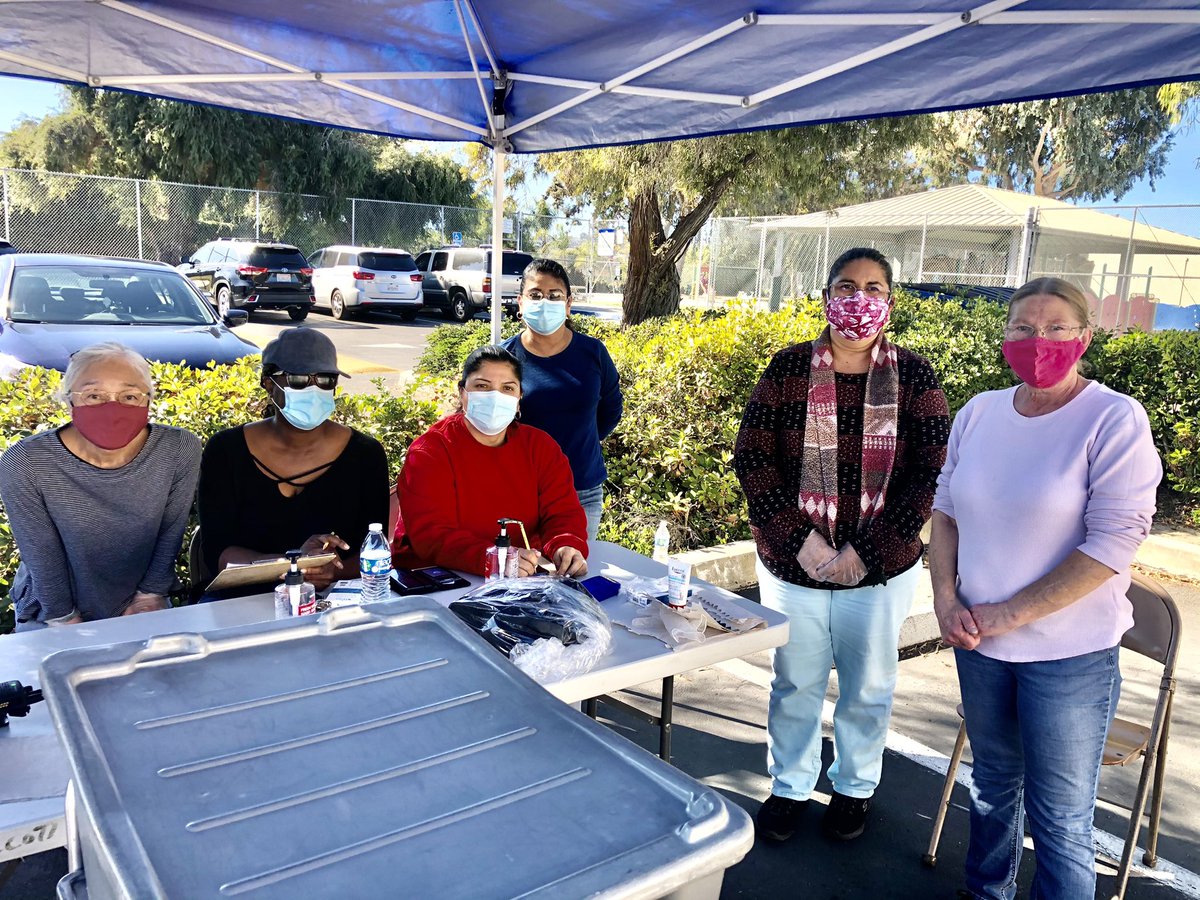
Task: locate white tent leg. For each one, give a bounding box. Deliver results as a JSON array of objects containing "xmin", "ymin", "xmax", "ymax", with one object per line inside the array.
[{"xmin": 490, "ymin": 146, "xmax": 506, "ymax": 344}]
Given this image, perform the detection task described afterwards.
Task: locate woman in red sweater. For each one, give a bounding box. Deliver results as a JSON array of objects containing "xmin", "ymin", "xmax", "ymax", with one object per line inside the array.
[{"xmin": 394, "ymin": 344, "xmax": 589, "ymax": 577}]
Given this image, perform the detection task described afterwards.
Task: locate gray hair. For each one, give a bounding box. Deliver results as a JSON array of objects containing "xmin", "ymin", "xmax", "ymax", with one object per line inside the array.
[{"xmin": 56, "ymin": 342, "xmax": 155, "ymax": 404}]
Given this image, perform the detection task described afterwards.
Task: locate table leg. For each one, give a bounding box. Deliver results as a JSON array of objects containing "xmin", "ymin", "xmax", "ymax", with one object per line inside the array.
[{"xmin": 659, "ymin": 676, "xmax": 673, "ymax": 763}]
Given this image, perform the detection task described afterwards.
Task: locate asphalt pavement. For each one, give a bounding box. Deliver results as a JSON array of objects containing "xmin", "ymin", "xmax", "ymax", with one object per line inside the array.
[{"xmin": 229, "ymin": 301, "xmax": 621, "ymax": 396}]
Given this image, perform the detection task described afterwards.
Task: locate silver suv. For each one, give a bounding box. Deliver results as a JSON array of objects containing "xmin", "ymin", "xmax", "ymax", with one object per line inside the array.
[
  {"xmin": 308, "ymin": 245, "xmax": 423, "ymax": 320},
  {"xmin": 413, "ymin": 246, "xmax": 533, "ymax": 323}
]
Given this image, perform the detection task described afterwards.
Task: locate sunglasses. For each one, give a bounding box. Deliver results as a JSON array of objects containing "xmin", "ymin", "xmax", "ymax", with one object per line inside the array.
[{"xmin": 273, "ymin": 372, "xmax": 338, "ymax": 390}]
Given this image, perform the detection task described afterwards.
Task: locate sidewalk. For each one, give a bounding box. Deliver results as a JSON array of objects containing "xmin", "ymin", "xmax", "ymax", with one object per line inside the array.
[{"xmin": 680, "ymin": 524, "xmax": 1200, "ymax": 651}]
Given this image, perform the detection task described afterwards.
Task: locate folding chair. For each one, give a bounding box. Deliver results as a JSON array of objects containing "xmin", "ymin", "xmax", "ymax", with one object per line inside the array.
[{"xmin": 922, "ymin": 573, "xmax": 1182, "ymax": 900}]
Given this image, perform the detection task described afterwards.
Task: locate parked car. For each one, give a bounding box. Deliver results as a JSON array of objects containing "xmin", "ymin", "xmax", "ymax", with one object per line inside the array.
[
  {"xmin": 900, "ymin": 282, "xmax": 1016, "ymax": 305},
  {"xmin": 308, "ymin": 245, "xmax": 424, "ymax": 321},
  {"xmin": 0, "ymin": 253, "xmax": 257, "ymax": 377},
  {"xmin": 413, "ymin": 246, "xmax": 534, "ymax": 322},
  {"xmin": 178, "ymin": 238, "xmax": 314, "ymax": 321},
  {"xmin": 0, "ymin": 240, "xmax": 17, "ymax": 255}
]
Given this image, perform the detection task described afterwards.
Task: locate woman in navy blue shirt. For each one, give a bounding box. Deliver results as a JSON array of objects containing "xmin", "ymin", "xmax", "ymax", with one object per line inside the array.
[{"xmin": 502, "ymin": 258, "xmax": 623, "ymax": 540}]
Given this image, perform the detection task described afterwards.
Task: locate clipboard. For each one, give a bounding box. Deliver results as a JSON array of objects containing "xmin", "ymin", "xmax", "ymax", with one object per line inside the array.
[{"xmin": 205, "ymin": 552, "xmax": 339, "ymax": 592}]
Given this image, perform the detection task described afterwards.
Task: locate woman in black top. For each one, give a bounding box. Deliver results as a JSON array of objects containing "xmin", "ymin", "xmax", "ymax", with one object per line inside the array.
[{"xmin": 198, "ymin": 329, "xmax": 389, "ymax": 594}]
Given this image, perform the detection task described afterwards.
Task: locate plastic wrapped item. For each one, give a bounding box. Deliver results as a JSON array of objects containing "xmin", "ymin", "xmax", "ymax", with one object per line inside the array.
[{"xmin": 449, "ymin": 576, "xmax": 613, "ymax": 683}]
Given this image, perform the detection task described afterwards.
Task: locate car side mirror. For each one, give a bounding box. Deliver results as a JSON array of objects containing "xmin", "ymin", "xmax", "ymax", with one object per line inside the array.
[
  {"xmin": 182, "ymin": 256, "xmax": 197, "ymax": 266},
  {"xmin": 223, "ymin": 309, "xmax": 249, "ymax": 328}
]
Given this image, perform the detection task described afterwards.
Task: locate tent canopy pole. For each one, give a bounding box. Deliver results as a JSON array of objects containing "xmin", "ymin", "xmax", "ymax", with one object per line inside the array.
[{"xmin": 490, "ymin": 146, "xmax": 506, "ymax": 344}]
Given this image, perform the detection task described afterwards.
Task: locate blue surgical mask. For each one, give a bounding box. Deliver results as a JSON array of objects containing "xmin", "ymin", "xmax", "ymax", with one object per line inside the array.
[
  {"xmin": 465, "ymin": 390, "xmax": 519, "ymax": 435},
  {"xmin": 277, "ymin": 385, "xmax": 335, "ymax": 431},
  {"xmin": 522, "ymin": 298, "xmax": 568, "ymax": 335}
]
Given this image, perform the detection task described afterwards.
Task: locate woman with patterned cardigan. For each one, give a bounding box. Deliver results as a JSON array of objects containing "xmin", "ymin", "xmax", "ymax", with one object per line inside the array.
[{"xmin": 734, "ymin": 247, "xmax": 950, "ymax": 844}]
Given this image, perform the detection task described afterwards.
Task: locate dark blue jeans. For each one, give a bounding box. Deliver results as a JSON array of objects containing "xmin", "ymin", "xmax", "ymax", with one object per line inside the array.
[{"xmin": 955, "ymin": 646, "xmax": 1120, "ymax": 900}]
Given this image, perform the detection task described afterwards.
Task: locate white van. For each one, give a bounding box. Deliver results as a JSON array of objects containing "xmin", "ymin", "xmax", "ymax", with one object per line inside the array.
[{"xmin": 308, "ymin": 245, "xmax": 424, "ymax": 320}]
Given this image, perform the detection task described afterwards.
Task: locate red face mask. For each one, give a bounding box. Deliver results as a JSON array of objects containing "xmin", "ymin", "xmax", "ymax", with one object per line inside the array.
[
  {"xmin": 70, "ymin": 402, "xmax": 149, "ymax": 450},
  {"xmin": 1002, "ymin": 337, "xmax": 1086, "ymax": 389}
]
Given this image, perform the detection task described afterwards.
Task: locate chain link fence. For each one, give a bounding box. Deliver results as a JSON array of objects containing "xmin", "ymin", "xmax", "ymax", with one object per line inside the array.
[
  {"xmin": 705, "ymin": 204, "xmax": 1200, "ymax": 330},
  {"xmin": 0, "ymin": 168, "xmax": 628, "ymax": 298}
]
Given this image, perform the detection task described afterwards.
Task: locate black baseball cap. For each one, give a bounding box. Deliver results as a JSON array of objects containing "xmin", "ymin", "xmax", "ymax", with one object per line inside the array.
[{"xmin": 261, "ymin": 328, "xmax": 350, "ymax": 377}]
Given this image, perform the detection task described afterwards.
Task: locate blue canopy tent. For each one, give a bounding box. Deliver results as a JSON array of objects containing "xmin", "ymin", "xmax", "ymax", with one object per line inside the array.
[{"xmin": 2, "ymin": 1, "xmax": 1199, "ymax": 338}]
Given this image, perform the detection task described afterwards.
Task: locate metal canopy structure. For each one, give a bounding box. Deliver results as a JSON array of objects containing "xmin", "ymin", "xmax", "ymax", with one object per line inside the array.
[{"xmin": 3, "ymin": 1, "xmax": 1200, "ymax": 337}]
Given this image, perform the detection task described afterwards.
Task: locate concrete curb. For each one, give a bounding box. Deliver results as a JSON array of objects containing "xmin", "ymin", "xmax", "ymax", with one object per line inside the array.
[{"xmin": 685, "ymin": 527, "xmax": 1200, "ymax": 652}]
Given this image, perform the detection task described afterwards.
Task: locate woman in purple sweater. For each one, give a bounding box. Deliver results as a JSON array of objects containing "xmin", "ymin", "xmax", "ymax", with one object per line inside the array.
[{"xmin": 929, "ymin": 277, "xmax": 1162, "ymax": 900}]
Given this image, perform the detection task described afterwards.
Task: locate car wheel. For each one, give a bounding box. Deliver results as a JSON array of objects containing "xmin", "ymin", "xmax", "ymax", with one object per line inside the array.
[
  {"xmin": 216, "ymin": 284, "xmax": 231, "ymax": 319},
  {"xmin": 331, "ymin": 290, "xmax": 349, "ymax": 320},
  {"xmin": 450, "ymin": 292, "xmax": 471, "ymax": 323},
  {"xmin": 399, "ymin": 310, "xmax": 418, "ymax": 322},
  {"xmin": 288, "ymin": 307, "xmax": 310, "ymax": 322}
]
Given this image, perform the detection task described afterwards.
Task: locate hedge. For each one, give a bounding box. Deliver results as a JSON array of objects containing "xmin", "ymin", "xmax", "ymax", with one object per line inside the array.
[{"xmin": 3, "ymin": 292, "xmax": 1198, "ymax": 632}]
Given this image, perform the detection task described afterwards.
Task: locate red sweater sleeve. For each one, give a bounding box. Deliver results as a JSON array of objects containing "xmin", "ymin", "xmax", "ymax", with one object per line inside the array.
[
  {"xmin": 528, "ymin": 429, "xmax": 589, "ymax": 560},
  {"xmin": 395, "ymin": 430, "xmax": 493, "ymax": 574}
]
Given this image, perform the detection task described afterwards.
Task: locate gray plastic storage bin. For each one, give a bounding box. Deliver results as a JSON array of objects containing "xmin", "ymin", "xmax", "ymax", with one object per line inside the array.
[{"xmin": 41, "ymin": 598, "xmax": 752, "ymax": 899}]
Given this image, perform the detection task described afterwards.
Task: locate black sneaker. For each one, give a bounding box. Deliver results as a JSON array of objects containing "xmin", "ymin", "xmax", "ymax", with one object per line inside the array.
[
  {"xmin": 756, "ymin": 794, "xmax": 808, "ymax": 841},
  {"xmin": 822, "ymin": 791, "xmax": 871, "ymax": 840}
]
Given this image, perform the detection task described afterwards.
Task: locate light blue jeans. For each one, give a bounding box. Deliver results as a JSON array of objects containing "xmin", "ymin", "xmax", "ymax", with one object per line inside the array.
[
  {"xmin": 577, "ymin": 485, "xmax": 603, "ymax": 542},
  {"xmin": 757, "ymin": 558, "xmax": 919, "ymax": 801},
  {"xmin": 955, "ymin": 645, "xmax": 1120, "ymax": 900}
]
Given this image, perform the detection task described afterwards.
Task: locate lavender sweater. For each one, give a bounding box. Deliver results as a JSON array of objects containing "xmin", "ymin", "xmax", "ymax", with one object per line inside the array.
[{"xmin": 933, "ymin": 381, "xmax": 1161, "ymax": 662}]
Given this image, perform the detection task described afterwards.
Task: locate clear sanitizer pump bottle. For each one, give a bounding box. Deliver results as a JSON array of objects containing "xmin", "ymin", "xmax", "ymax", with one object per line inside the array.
[
  {"xmin": 275, "ymin": 549, "xmax": 316, "ymax": 618},
  {"xmin": 485, "ymin": 520, "xmax": 519, "ymax": 580}
]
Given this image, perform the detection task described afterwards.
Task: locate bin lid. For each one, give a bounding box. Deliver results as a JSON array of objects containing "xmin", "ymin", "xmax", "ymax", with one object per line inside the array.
[{"xmin": 40, "ymin": 598, "xmax": 751, "ymax": 899}]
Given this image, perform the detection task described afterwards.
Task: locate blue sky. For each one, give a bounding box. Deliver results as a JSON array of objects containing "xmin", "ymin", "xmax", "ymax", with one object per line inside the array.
[{"xmin": 1, "ymin": 74, "xmax": 1197, "ymax": 229}]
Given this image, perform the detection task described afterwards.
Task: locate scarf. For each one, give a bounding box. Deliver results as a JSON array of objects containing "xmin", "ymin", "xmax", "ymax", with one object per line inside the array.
[{"xmin": 798, "ymin": 328, "xmax": 899, "ymax": 542}]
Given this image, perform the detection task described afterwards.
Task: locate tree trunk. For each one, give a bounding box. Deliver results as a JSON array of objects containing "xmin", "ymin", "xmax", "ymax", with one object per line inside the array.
[
  {"xmin": 621, "ymin": 157, "xmax": 752, "ymax": 327},
  {"xmin": 623, "ymin": 186, "xmax": 682, "ymax": 326}
]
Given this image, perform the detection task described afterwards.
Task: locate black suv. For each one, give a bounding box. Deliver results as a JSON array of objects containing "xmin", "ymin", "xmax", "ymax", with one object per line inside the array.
[
  {"xmin": 0, "ymin": 240, "xmax": 16, "ymax": 255},
  {"xmin": 178, "ymin": 239, "xmax": 315, "ymax": 321}
]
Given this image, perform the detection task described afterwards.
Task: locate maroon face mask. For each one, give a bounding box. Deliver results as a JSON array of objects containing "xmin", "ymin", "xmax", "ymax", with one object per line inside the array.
[{"xmin": 71, "ymin": 402, "xmax": 149, "ymax": 450}]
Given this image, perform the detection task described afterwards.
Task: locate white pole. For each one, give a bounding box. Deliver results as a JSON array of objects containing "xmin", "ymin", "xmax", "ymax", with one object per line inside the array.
[
  {"xmin": 490, "ymin": 146, "xmax": 507, "ymax": 344},
  {"xmin": 3, "ymin": 170, "xmax": 10, "ymax": 241},
  {"xmin": 755, "ymin": 223, "xmax": 767, "ymax": 299},
  {"xmin": 917, "ymin": 214, "xmax": 928, "ymax": 281}
]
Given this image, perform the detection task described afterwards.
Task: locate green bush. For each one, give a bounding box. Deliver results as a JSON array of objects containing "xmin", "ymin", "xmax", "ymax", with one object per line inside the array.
[{"xmin": 416, "ymin": 315, "xmax": 620, "ymax": 379}]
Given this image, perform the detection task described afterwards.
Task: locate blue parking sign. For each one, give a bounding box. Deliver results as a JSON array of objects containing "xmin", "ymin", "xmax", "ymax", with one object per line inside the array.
[{"xmin": 451, "ymin": 231, "xmax": 463, "ymax": 246}]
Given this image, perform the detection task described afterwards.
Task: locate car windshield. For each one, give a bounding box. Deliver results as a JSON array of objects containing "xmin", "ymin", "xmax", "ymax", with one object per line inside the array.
[
  {"xmin": 248, "ymin": 247, "xmax": 308, "ymax": 268},
  {"xmin": 7, "ymin": 265, "xmax": 217, "ymax": 325},
  {"xmin": 358, "ymin": 252, "xmax": 417, "ymax": 272}
]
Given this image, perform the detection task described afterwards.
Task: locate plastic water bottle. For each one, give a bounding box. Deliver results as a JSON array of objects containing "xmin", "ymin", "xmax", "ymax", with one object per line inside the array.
[
  {"xmin": 653, "ymin": 520, "xmax": 670, "ymax": 563},
  {"xmin": 359, "ymin": 523, "xmax": 392, "ymax": 603}
]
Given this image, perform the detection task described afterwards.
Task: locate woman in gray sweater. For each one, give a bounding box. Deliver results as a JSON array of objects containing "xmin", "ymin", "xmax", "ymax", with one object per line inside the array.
[{"xmin": 0, "ymin": 342, "xmax": 200, "ymax": 630}]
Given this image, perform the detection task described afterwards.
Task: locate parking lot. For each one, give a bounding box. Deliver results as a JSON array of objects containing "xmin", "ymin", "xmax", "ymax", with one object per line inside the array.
[{"xmin": 232, "ymin": 300, "xmax": 623, "ymax": 394}]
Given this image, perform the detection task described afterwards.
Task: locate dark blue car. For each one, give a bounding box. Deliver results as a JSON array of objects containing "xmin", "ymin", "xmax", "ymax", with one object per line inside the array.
[{"xmin": 0, "ymin": 253, "xmax": 259, "ymax": 376}]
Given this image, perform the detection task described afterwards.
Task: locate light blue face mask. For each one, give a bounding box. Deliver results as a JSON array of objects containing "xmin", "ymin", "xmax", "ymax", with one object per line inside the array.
[
  {"xmin": 522, "ymin": 298, "xmax": 568, "ymax": 335},
  {"xmin": 465, "ymin": 390, "xmax": 519, "ymax": 436},
  {"xmin": 277, "ymin": 385, "xmax": 335, "ymax": 431}
]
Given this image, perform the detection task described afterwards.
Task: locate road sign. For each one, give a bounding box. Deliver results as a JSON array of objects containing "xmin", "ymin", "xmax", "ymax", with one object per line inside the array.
[
  {"xmin": 450, "ymin": 231, "xmax": 463, "ymax": 246},
  {"xmin": 597, "ymin": 228, "xmax": 616, "ymax": 258}
]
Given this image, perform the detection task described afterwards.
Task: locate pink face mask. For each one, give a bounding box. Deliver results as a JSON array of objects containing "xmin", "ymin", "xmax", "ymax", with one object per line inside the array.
[
  {"xmin": 826, "ymin": 292, "xmax": 891, "ymax": 341},
  {"xmin": 71, "ymin": 402, "xmax": 149, "ymax": 450},
  {"xmin": 1002, "ymin": 337, "xmax": 1086, "ymax": 389}
]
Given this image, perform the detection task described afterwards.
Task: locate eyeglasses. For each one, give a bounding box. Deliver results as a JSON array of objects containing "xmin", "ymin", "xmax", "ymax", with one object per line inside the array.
[
  {"xmin": 522, "ymin": 290, "xmax": 567, "ymax": 302},
  {"xmin": 1003, "ymin": 324, "xmax": 1086, "ymax": 341},
  {"xmin": 69, "ymin": 390, "xmax": 151, "ymax": 407},
  {"xmin": 829, "ymin": 281, "xmax": 890, "ymax": 300},
  {"xmin": 273, "ymin": 373, "xmax": 338, "ymax": 390}
]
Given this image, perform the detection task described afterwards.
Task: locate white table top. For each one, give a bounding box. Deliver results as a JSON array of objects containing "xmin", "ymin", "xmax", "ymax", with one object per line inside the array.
[{"xmin": 0, "ymin": 541, "xmax": 787, "ymax": 860}]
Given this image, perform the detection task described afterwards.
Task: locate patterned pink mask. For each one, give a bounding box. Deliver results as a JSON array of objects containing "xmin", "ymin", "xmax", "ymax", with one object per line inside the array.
[{"xmin": 826, "ymin": 292, "xmax": 891, "ymax": 341}]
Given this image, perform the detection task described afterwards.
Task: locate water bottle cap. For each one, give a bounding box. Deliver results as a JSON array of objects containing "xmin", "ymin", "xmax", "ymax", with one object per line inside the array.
[{"xmin": 369, "ymin": 523, "xmax": 383, "ymax": 532}]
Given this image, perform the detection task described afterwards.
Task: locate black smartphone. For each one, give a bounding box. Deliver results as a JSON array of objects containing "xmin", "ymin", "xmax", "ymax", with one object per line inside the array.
[
  {"xmin": 413, "ymin": 565, "xmax": 470, "ymax": 590},
  {"xmin": 390, "ymin": 568, "xmax": 438, "ymax": 595}
]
